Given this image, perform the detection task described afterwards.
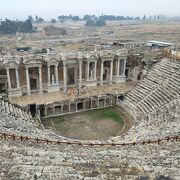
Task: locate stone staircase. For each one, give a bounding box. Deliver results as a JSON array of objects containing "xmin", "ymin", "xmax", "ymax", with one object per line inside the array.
[{"xmin": 0, "ymin": 140, "xmax": 179, "ymax": 180}]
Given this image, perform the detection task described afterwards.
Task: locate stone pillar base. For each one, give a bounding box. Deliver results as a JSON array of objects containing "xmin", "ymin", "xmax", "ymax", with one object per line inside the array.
[
  {"xmin": 84, "ymin": 81, "xmax": 97, "ymax": 87},
  {"xmin": 47, "ymin": 85, "xmax": 60, "ymax": 92},
  {"xmin": 8, "ymin": 89, "xmax": 22, "ymax": 97},
  {"xmin": 114, "ymin": 76, "xmax": 126, "ymax": 84},
  {"xmin": 39, "ymin": 90, "xmax": 43, "ymax": 94}
]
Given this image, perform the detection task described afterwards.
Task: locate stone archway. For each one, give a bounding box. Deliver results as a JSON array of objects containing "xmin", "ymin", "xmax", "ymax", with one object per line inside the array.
[
  {"xmin": 63, "ymin": 104, "xmax": 69, "ymax": 113},
  {"xmin": 99, "ymin": 99, "xmax": 104, "ymax": 107},
  {"xmin": 55, "ymin": 106, "xmax": 61, "ymax": 114},
  {"xmin": 47, "ymin": 107, "xmax": 53, "ymax": 116},
  {"xmin": 70, "ymin": 103, "xmax": 75, "ymax": 112},
  {"xmin": 91, "ymin": 99, "xmax": 97, "ymax": 108},
  {"xmin": 85, "ymin": 100, "xmax": 91, "ymax": 109}
]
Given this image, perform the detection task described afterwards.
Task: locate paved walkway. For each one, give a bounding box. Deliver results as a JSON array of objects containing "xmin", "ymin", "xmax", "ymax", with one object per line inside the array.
[{"xmin": 9, "ymin": 82, "xmax": 135, "ymax": 107}]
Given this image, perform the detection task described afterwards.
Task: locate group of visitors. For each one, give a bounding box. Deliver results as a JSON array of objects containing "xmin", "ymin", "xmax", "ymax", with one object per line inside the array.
[{"xmin": 63, "ymin": 87, "xmax": 82, "ymax": 96}]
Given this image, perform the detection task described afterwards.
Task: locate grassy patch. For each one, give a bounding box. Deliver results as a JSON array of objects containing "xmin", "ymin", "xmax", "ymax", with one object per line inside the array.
[
  {"xmin": 90, "ymin": 107, "xmax": 124, "ymax": 124},
  {"xmin": 43, "ymin": 116, "xmax": 65, "ymax": 126}
]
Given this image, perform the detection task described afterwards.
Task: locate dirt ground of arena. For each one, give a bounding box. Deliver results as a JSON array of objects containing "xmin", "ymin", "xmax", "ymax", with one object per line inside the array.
[{"xmin": 42, "ymin": 106, "xmax": 132, "ymax": 140}]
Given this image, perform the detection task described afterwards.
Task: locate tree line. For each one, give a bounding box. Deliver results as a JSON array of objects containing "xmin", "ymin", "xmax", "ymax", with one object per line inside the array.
[
  {"xmin": 0, "ymin": 19, "xmax": 33, "ymax": 34},
  {"xmin": 57, "ymin": 14, "xmax": 167, "ymax": 21},
  {"xmin": 0, "ymin": 13, "xmax": 167, "ymax": 34}
]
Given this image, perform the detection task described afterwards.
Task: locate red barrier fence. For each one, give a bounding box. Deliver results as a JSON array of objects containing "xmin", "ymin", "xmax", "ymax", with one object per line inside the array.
[{"xmin": 0, "ymin": 132, "xmax": 179, "ymax": 147}]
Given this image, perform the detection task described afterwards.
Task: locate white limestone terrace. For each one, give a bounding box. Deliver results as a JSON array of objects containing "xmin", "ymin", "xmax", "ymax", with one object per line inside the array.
[{"xmin": 0, "ymin": 58, "xmax": 179, "ymax": 179}]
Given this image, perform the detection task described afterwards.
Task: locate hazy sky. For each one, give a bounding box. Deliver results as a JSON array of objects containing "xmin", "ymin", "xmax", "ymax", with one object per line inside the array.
[{"xmin": 0, "ymin": 0, "xmax": 180, "ymax": 20}]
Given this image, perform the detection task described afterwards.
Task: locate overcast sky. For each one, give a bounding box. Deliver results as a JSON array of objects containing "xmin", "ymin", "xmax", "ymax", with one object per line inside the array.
[{"xmin": 0, "ymin": 0, "xmax": 180, "ymax": 20}]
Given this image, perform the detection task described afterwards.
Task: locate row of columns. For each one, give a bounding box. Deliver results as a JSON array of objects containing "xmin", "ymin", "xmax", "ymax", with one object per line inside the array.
[{"xmin": 6, "ymin": 58, "xmax": 126, "ymax": 95}]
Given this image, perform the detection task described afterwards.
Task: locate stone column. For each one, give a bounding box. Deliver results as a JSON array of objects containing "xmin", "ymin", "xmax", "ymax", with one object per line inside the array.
[
  {"xmin": 83, "ymin": 101, "xmax": 85, "ymax": 110},
  {"xmin": 116, "ymin": 59, "xmax": 120, "ymax": 78},
  {"xmin": 90, "ymin": 99, "xmax": 93, "ymax": 109},
  {"xmin": 86, "ymin": 61, "xmax": 90, "ymax": 81},
  {"xmin": 110, "ymin": 97, "xmax": 113, "ymax": 106},
  {"xmin": 97, "ymin": 99, "xmax": 99, "ymax": 108},
  {"xmin": 6, "ymin": 68, "xmax": 12, "ymax": 90},
  {"xmin": 94, "ymin": 61, "xmax": 97, "ymax": 80},
  {"xmin": 53, "ymin": 106, "xmax": 55, "ymax": 115},
  {"xmin": 39, "ymin": 66, "xmax": 43, "ymax": 93},
  {"xmin": 74, "ymin": 66, "xmax": 77, "ymax": 84},
  {"xmin": 104, "ymin": 98, "xmax": 106, "ymax": 107},
  {"xmin": 100, "ymin": 61, "xmax": 104, "ymax": 86},
  {"xmin": 63, "ymin": 61, "xmax": 67, "ymax": 88},
  {"xmin": 47, "ymin": 64, "xmax": 51, "ymax": 86},
  {"xmin": 79, "ymin": 61, "xmax": 82, "ymax": 88},
  {"xmin": 69, "ymin": 103, "xmax": 71, "ymax": 112},
  {"xmin": 55, "ymin": 64, "xmax": 59, "ymax": 85},
  {"xmin": 75, "ymin": 102, "xmax": 78, "ymax": 112},
  {"xmin": 61, "ymin": 105, "xmax": 63, "ymax": 114},
  {"xmin": 123, "ymin": 59, "xmax": 126, "ymax": 77},
  {"xmin": 45, "ymin": 106, "xmax": 47, "ymax": 117},
  {"xmin": 110, "ymin": 60, "xmax": 113, "ymax": 84},
  {"xmin": 25, "ymin": 66, "xmax": 30, "ymax": 95},
  {"xmin": 15, "ymin": 67, "xmax": 20, "ymax": 89}
]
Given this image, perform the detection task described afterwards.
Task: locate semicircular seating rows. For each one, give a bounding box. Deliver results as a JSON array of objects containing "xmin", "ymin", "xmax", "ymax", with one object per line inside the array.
[{"xmin": 0, "ymin": 58, "xmax": 179, "ymax": 179}]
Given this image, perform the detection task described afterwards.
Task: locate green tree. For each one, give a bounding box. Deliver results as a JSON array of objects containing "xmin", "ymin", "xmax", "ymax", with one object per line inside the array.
[
  {"xmin": 72, "ymin": 16, "xmax": 80, "ymax": 21},
  {"xmin": 28, "ymin": 15, "xmax": 33, "ymax": 23},
  {"xmin": 85, "ymin": 19, "xmax": 94, "ymax": 26},
  {"xmin": 35, "ymin": 15, "xmax": 38, "ymax": 22},
  {"xmin": 95, "ymin": 19, "xmax": 106, "ymax": 27},
  {"xmin": 83, "ymin": 15, "xmax": 92, "ymax": 21},
  {"xmin": 0, "ymin": 19, "xmax": 33, "ymax": 34},
  {"xmin": 142, "ymin": 15, "xmax": 146, "ymax": 20},
  {"xmin": 51, "ymin": 19, "xmax": 56, "ymax": 24},
  {"xmin": 38, "ymin": 17, "xmax": 44, "ymax": 23}
]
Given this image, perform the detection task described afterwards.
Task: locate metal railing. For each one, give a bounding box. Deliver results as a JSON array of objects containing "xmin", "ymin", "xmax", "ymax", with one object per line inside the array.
[{"xmin": 0, "ymin": 132, "xmax": 179, "ymax": 148}]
